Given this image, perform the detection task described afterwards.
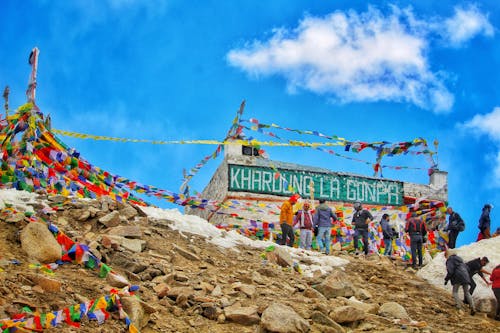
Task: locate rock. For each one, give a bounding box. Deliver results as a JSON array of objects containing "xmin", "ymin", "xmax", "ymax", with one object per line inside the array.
[
  {"xmin": 119, "ymin": 205, "xmax": 139, "ymax": 220},
  {"xmin": 224, "ymin": 304, "xmax": 260, "ymax": 325},
  {"xmin": 329, "ymin": 305, "xmax": 366, "ymax": 323},
  {"xmin": 274, "ymin": 246, "xmax": 294, "ymax": 267},
  {"xmin": 106, "ymin": 272, "xmax": 130, "ymax": 288},
  {"xmin": 98, "ymin": 211, "xmax": 121, "ymax": 227},
  {"xmin": 346, "ymin": 297, "xmax": 379, "ymax": 314},
  {"xmin": 110, "ymin": 252, "xmax": 147, "ymax": 273},
  {"xmin": 314, "ymin": 269, "xmax": 355, "ymax": 299},
  {"xmin": 121, "ymin": 295, "xmax": 148, "ymax": 329},
  {"xmin": 20, "ymin": 222, "xmax": 62, "ymax": 263},
  {"xmin": 378, "ymin": 301, "xmax": 410, "ymax": 320},
  {"xmin": 311, "ymin": 311, "xmax": 344, "ymax": 332},
  {"xmin": 172, "ymin": 244, "xmax": 201, "ymax": 261},
  {"xmin": 260, "ymin": 303, "xmax": 310, "ymax": 333},
  {"xmin": 107, "ymin": 225, "xmax": 143, "ymax": 238},
  {"xmin": 33, "ymin": 275, "xmax": 62, "ymax": 292}
]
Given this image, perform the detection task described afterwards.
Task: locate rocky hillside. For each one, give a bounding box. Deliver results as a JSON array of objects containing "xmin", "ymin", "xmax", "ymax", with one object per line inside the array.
[{"xmin": 0, "ymin": 190, "xmax": 498, "ymax": 333}]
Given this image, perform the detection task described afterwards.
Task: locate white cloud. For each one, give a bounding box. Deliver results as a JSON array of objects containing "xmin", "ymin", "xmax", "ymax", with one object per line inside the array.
[
  {"xmin": 227, "ymin": 5, "xmax": 492, "ymax": 113},
  {"xmin": 494, "ymin": 152, "xmax": 500, "ymax": 187},
  {"xmin": 462, "ymin": 107, "xmax": 500, "ymax": 141},
  {"xmin": 443, "ymin": 5, "xmax": 494, "ymax": 46},
  {"xmin": 462, "ymin": 107, "xmax": 500, "ymax": 187}
]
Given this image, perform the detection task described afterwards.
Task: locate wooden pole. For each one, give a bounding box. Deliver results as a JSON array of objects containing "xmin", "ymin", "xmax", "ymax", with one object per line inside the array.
[
  {"xmin": 2, "ymin": 86, "xmax": 9, "ymax": 116},
  {"xmin": 26, "ymin": 47, "xmax": 39, "ymax": 103}
]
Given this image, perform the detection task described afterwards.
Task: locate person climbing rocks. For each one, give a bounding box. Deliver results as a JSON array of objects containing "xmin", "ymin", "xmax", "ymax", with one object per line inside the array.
[
  {"xmin": 490, "ymin": 263, "xmax": 500, "ymax": 321},
  {"xmin": 444, "ymin": 250, "xmax": 476, "ymax": 316},
  {"xmin": 466, "ymin": 256, "xmax": 491, "ymax": 296}
]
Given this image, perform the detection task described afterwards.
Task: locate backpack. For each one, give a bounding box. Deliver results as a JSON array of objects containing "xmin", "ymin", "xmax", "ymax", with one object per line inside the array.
[
  {"xmin": 458, "ymin": 220, "xmax": 465, "ymax": 232},
  {"xmin": 453, "ymin": 213, "xmax": 465, "ymax": 232}
]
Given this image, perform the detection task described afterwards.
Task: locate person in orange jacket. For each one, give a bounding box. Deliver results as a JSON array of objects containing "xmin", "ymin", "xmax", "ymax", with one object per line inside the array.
[{"xmin": 279, "ymin": 194, "xmax": 300, "ymax": 247}]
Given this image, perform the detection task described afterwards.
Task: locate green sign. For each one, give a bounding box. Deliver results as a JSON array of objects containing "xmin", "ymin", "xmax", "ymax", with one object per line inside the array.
[{"xmin": 228, "ymin": 164, "xmax": 403, "ymax": 205}]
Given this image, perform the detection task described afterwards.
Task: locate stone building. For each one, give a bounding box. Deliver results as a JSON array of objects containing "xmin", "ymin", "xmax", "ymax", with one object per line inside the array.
[{"xmin": 186, "ymin": 140, "xmax": 448, "ymax": 232}]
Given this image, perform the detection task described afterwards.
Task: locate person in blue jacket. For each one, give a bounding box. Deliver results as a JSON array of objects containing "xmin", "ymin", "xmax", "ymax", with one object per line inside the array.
[{"xmin": 313, "ymin": 199, "xmax": 337, "ymax": 255}]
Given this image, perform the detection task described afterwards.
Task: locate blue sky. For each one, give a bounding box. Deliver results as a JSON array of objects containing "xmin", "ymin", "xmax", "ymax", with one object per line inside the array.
[{"xmin": 1, "ymin": 1, "xmax": 499, "ymax": 247}]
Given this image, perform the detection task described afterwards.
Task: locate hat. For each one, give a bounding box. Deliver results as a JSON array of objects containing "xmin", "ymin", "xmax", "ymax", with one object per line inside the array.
[{"xmin": 289, "ymin": 194, "xmax": 300, "ymax": 203}]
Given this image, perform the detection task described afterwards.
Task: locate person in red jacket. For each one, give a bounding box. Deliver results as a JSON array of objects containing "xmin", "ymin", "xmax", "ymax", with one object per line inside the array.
[{"xmin": 490, "ymin": 264, "xmax": 500, "ymax": 321}]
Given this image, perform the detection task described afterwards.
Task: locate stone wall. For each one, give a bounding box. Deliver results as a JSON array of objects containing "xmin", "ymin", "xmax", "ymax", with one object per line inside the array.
[{"xmin": 185, "ymin": 143, "xmax": 448, "ymax": 227}]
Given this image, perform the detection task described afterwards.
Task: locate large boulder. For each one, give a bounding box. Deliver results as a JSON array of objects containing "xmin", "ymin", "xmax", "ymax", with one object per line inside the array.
[
  {"xmin": 314, "ymin": 269, "xmax": 355, "ymax": 299},
  {"xmin": 20, "ymin": 222, "xmax": 61, "ymax": 263}
]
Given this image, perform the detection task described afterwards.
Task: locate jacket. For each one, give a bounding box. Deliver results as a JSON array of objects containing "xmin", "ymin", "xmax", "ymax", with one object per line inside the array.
[
  {"xmin": 478, "ymin": 210, "xmax": 491, "ymax": 232},
  {"xmin": 447, "ymin": 212, "xmax": 465, "ymax": 232},
  {"xmin": 490, "ymin": 265, "xmax": 500, "ymax": 289},
  {"xmin": 381, "ymin": 217, "xmax": 393, "ymax": 239},
  {"xmin": 294, "ymin": 210, "xmax": 313, "ymax": 230},
  {"xmin": 466, "ymin": 258, "xmax": 485, "ymax": 279},
  {"xmin": 405, "ymin": 217, "xmax": 427, "ymax": 237},
  {"xmin": 352, "ymin": 209, "xmax": 373, "ymax": 229},
  {"xmin": 280, "ymin": 200, "xmax": 294, "ymax": 226},
  {"xmin": 445, "ymin": 254, "xmax": 471, "ymax": 285},
  {"xmin": 313, "ymin": 203, "xmax": 337, "ymax": 228}
]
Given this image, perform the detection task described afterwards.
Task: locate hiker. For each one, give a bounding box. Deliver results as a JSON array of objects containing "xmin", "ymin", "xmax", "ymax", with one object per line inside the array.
[
  {"xmin": 405, "ymin": 211, "xmax": 427, "ymax": 268},
  {"xmin": 466, "ymin": 256, "xmax": 491, "ymax": 296},
  {"xmin": 444, "ymin": 250, "xmax": 476, "ymax": 315},
  {"xmin": 293, "ymin": 202, "xmax": 314, "ymax": 250},
  {"xmin": 477, "ymin": 203, "xmax": 492, "ymax": 241},
  {"xmin": 445, "ymin": 206, "xmax": 465, "ymax": 249},
  {"xmin": 352, "ymin": 201, "xmax": 373, "ymax": 255},
  {"xmin": 490, "ymin": 263, "xmax": 500, "ymax": 321},
  {"xmin": 380, "ymin": 213, "xmax": 394, "ymax": 256},
  {"xmin": 279, "ymin": 194, "xmax": 300, "ymax": 247},
  {"xmin": 313, "ymin": 199, "xmax": 337, "ymax": 255}
]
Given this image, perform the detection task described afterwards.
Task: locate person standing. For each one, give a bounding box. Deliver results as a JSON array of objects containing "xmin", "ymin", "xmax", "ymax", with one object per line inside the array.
[
  {"xmin": 352, "ymin": 202, "xmax": 373, "ymax": 255},
  {"xmin": 313, "ymin": 199, "xmax": 337, "ymax": 255},
  {"xmin": 477, "ymin": 204, "xmax": 493, "ymax": 241},
  {"xmin": 466, "ymin": 256, "xmax": 491, "ymax": 296},
  {"xmin": 445, "ymin": 207, "xmax": 465, "ymax": 249},
  {"xmin": 380, "ymin": 213, "xmax": 394, "ymax": 256},
  {"xmin": 405, "ymin": 211, "xmax": 427, "ymax": 268},
  {"xmin": 444, "ymin": 250, "xmax": 476, "ymax": 315},
  {"xmin": 279, "ymin": 194, "xmax": 300, "ymax": 247},
  {"xmin": 490, "ymin": 263, "xmax": 500, "ymax": 321},
  {"xmin": 293, "ymin": 202, "xmax": 314, "ymax": 250}
]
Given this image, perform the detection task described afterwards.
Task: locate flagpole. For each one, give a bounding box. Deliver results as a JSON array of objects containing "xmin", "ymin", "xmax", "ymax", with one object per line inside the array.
[{"xmin": 26, "ymin": 47, "xmax": 39, "ymax": 104}]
